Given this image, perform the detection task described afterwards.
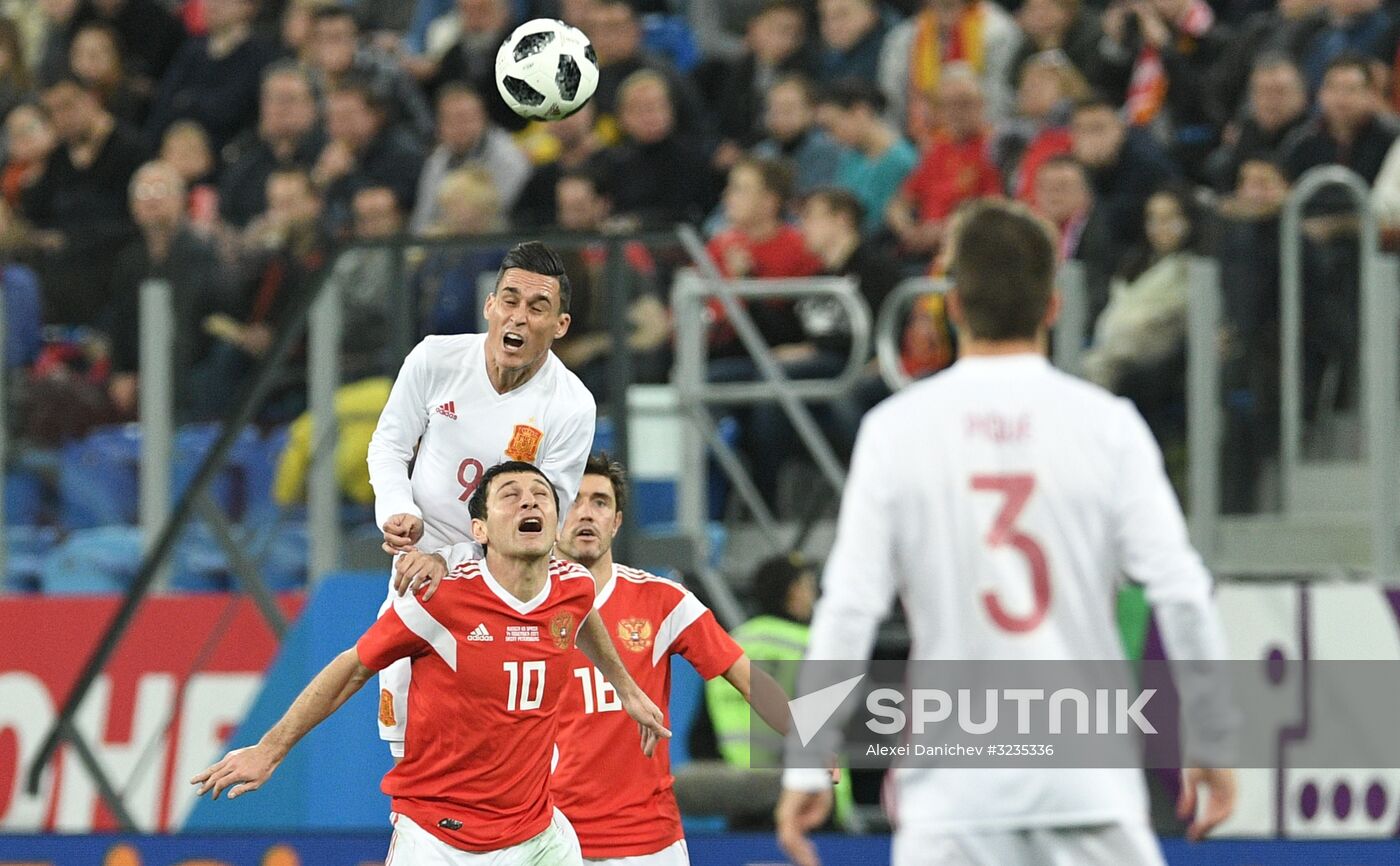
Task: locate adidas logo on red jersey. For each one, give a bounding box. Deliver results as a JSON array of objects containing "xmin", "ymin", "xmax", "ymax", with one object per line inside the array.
[
  {"xmin": 435, "ymin": 401, "xmax": 457, "ymax": 420},
  {"xmin": 467, "ymin": 623, "xmax": 493, "ymax": 641}
]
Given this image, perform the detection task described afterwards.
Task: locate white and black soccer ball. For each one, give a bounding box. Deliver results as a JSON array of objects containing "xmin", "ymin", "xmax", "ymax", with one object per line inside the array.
[{"xmin": 495, "ymin": 19, "xmax": 599, "ymax": 121}]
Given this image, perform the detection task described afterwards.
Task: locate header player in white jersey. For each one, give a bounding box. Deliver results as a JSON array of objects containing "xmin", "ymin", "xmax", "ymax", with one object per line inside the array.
[
  {"xmin": 551, "ymin": 455, "xmax": 793, "ymax": 865},
  {"xmin": 776, "ymin": 200, "xmax": 1236, "ymax": 866},
  {"xmin": 367, "ymin": 241, "xmax": 597, "ymax": 755}
]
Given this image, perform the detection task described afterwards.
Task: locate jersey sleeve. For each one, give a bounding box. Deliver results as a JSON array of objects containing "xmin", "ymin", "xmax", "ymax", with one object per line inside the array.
[
  {"xmin": 356, "ymin": 605, "xmax": 432, "ymax": 671},
  {"xmin": 673, "ymin": 608, "xmax": 744, "ymax": 680},
  {"xmin": 367, "ymin": 339, "xmax": 433, "ymax": 529},
  {"xmin": 539, "ymin": 394, "xmax": 595, "ymax": 514}
]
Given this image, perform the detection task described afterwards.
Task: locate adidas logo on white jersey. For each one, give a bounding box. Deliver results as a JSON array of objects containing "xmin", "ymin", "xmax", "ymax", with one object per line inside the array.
[{"xmin": 467, "ymin": 623, "xmax": 493, "ymax": 642}]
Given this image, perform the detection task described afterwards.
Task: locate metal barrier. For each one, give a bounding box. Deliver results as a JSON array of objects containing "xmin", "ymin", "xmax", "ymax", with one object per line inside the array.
[
  {"xmin": 875, "ymin": 277, "xmax": 946, "ymax": 392},
  {"xmin": 671, "ymin": 266, "xmax": 872, "ymax": 557}
]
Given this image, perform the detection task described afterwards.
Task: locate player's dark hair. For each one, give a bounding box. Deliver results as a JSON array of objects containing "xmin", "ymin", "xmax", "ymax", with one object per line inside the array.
[
  {"xmin": 495, "ymin": 241, "xmax": 573, "ymax": 315},
  {"xmin": 468, "ymin": 461, "xmax": 561, "ymax": 524},
  {"xmin": 803, "ymin": 186, "xmax": 865, "ymax": 231},
  {"xmin": 583, "ymin": 452, "xmax": 628, "ymax": 515},
  {"xmin": 818, "ymin": 77, "xmax": 886, "ymax": 114},
  {"xmin": 949, "ymin": 199, "xmax": 1056, "ymax": 341},
  {"xmin": 749, "ymin": 553, "xmax": 813, "ymax": 620}
]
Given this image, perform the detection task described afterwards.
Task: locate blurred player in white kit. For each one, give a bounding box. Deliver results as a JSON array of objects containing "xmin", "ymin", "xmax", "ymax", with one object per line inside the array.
[
  {"xmin": 367, "ymin": 240, "xmax": 597, "ymax": 757},
  {"xmin": 776, "ymin": 200, "xmax": 1237, "ymax": 865}
]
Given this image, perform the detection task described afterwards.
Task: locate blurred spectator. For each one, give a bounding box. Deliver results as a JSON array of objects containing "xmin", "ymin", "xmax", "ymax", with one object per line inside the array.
[
  {"xmin": 278, "ymin": 0, "xmax": 323, "ymax": 65},
  {"xmin": 35, "ymin": 0, "xmax": 81, "ymax": 85},
  {"xmin": 105, "ymin": 160, "xmax": 230, "ymax": 421},
  {"xmin": 1070, "ymin": 95, "xmax": 1177, "ymax": 250},
  {"xmin": 688, "ymin": 0, "xmax": 768, "ymax": 61},
  {"xmin": 816, "ymin": 78, "xmax": 917, "ymax": 237},
  {"xmin": 71, "ymin": 0, "xmax": 184, "ymax": 87},
  {"xmin": 879, "ymin": 0, "xmax": 1020, "ymax": 138},
  {"xmin": 2, "ymin": 254, "xmax": 41, "ymax": 370},
  {"xmin": 704, "ymin": 0, "xmax": 813, "ymax": 172},
  {"xmin": 1008, "ymin": 0, "xmax": 1100, "ymax": 85},
  {"xmin": 159, "ymin": 121, "xmax": 220, "ymax": 235},
  {"xmin": 707, "ymin": 554, "xmax": 815, "ymax": 765},
  {"xmin": 549, "ymin": 166, "xmax": 671, "ymax": 400},
  {"xmin": 1095, "ymin": 0, "xmax": 1229, "ymax": 174},
  {"xmin": 1207, "ymin": 55, "xmax": 1309, "ymax": 191},
  {"xmin": 355, "ymin": 0, "xmax": 417, "ymax": 37},
  {"xmin": 752, "ymin": 74, "xmax": 843, "ymax": 195},
  {"xmin": 413, "ymin": 167, "xmax": 507, "ymax": 336},
  {"xmin": 816, "ymin": 0, "xmax": 889, "ymax": 85},
  {"xmin": 602, "ymin": 69, "xmax": 718, "ymax": 227},
  {"xmin": 322, "ymin": 185, "xmax": 402, "ymax": 378},
  {"xmin": 227, "ymin": 167, "xmax": 326, "ymax": 370},
  {"xmin": 425, "ymin": 0, "xmax": 524, "ymax": 131},
  {"xmin": 1215, "ymin": 157, "xmax": 1288, "ymax": 512},
  {"xmin": 997, "ymin": 50, "xmax": 1087, "ymax": 201},
  {"xmin": 1298, "ymin": 0, "xmax": 1393, "ymax": 92},
  {"xmin": 886, "ymin": 65, "xmax": 1001, "ymax": 259},
  {"xmin": 404, "ymin": 0, "xmax": 455, "ymax": 59},
  {"xmin": 68, "ymin": 22, "xmax": 148, "ymax": 127},
  {"xmin": 2, "ymin": 104, "xmax": 54, "ymax": 210},
  {"xmin": 146, "ymin": 0, "xmax": 279, "ymax": 152},
  {"xmin": 708, "ymin": 157, "xmax": 822, "ymax": 281},
  {"xmin": 311, "ymin": 79, "xmax": 425, "ymax": 236},
  {"xmin": 1210, "ymin": 0, "xmax": 1326, "ymax": 120},
  {"xmin": 512, "ymin": 101, "xmax": 605, "ymax": 228},
  {"xmin": 306, "ymin": 6, "xmax": 434, "ymax": 142},
  {"xmin": 410, "ymin": 83, "xmax": 530, "ymax": 234},
  {"xmin": 1031, "ymin": 154, "xmax": 1114, "ymax": 314},
  {"xmin": 0, "ymin": 17, "xmax": 32, "ymax": 123},
  {"xmin": 219, "ymin": 62, "xmax": 323, "ymax": 229},
  {"xmin": 1082, "ymin": 185, "xmax": 1200, "ymax": 440},
  {"xmin": 24, "ymin": 74, "xmax": 144, "ymax": 326},
  {"xmin": 586, "ymin": 0, "xmax": 712, "ymax": 143},
  {"xmin": 0, "ymin": 2, "xmax": 46, "ymax": 80},
  {"xmin": 1283, "ymin": 54, "xmax": 1399, "ymax": 185}
]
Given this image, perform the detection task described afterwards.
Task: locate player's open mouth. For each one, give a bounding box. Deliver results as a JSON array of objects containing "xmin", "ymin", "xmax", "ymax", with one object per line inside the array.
[
  {"xmin": 575, "ymin": 526, "xmax": 597, "ymax": 539},
  {"xmin": 519, "ymin": 517, "xmax": 544, "ymax": 534},
  {"xmin": 503, "ymin": 333, "xmax": 526, "ymax": 350}
]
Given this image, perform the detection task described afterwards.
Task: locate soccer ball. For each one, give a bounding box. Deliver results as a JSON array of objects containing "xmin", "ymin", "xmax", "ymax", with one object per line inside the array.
[{"xmin": 495, "ymin": 19, "xmax": 599, "ymax": 121}]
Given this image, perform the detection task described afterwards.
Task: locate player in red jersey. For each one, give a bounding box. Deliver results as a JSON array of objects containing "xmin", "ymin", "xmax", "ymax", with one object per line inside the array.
[
  {"xmin": 552, "ymin": 454, "xmax": 793, "ymax": 865},
  {"xmin": 192, "ymin": 462, "xmax": 669, "ymax": 865}
]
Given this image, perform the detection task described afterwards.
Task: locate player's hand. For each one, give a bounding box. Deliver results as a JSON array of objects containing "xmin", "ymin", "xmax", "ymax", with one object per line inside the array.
[
  {"xmin": 776, "ymin": 787, "xmax": 833, "ymax": 866},
  {"xmin": 382, "ymin": 513, "xmax": 424, "ymax": 554},
  {"xmin": 393, "ymin": 551, "xmax": 447, "ymax": 600},
  {"xmin": 190, "ymin": 744, "xmax": 280, "ymax": 800},
  {"xmin": 619, "ymin": 687, "xmax": 671, "ymax": 756},
  {"xmin": 1178, "ymin": 767, "xmax": 1236, "ymax": 841}
]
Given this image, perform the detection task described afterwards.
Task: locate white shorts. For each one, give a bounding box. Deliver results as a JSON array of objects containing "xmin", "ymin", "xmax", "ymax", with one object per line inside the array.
[
  {"xmin": 387, "ymin": 809, "xmax": 582, "ymax": 866},
  {"xmin": 892, "ymin": 821, "xmax": 1165, "ymax": 866},
  {"xmin": 583, "ymin": 839, "xmax": 689, "ymax": 866}
]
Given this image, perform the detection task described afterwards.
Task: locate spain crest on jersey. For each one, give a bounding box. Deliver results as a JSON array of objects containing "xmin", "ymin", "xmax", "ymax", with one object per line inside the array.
[
  {"xmin": 617, "ymin": 618, "xmax": 654, "ymax": 653},
  {"xmin": 505, "ymin": 424, "xmax": 544, "ymax": 462},
  {"xmin": 550, "ymin": 611, "xmax": 576, "ymax": 648}
]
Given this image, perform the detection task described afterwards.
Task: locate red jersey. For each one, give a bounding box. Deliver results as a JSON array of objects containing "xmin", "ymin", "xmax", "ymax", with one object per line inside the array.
[
  {"xmin": 552, "ymin": 566, "xmax": 744, "ymax": 858},
  {"xmin": 356, "ymin": 558, "xmax": 596, "ymax": 852},
  {"xmin": 706, "ymin": 224, "xmax": 824, "ymax": 280},
  {"xmin": 902, "ymin": 130, "xmax": 1002, "ymax": 223}
]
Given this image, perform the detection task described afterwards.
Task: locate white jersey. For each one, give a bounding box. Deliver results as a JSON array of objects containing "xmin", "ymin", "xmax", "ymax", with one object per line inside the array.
[
  {"xmin": 790, "ymin": 354, "xmax": 1228, "ymax": 834},
  {"xmin": 367, "ymin": 333, "xmax": 596, "ymax": 550}
]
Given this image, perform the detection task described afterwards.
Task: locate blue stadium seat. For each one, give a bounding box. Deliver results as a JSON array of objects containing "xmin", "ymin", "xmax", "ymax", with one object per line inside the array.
[
  {"xmin": 4, "ymin": 526, "xmax": 61, "ymax": 592},
  {"xmin": 40, "ymin": 525, "xmax": 143, "ymax": 593},
  {"xmin": 592, "ymin": 415, "xmax": 615, "ymax": 456},
  {"xmin": 59, "ymin": 425, "xmax": 141, "ymax": 528},
  {"xmin": 169, "ymin": 519, "xmax": 308, "ymax": 592}
]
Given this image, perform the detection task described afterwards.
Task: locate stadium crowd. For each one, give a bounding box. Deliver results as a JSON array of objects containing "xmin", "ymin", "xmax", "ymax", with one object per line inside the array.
[{"xmin": 1, "ymin": 0, "xmax": 1397, "ymax": 534}]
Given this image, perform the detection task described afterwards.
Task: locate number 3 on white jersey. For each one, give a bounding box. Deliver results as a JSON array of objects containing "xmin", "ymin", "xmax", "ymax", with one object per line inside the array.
[
  {"xmin": 504, "ymin": 660, "xmax": 546, "ymax": 711},
  {"xmin": 971, "ymin": 474, "xmax": 1051, "ymax": 632}
]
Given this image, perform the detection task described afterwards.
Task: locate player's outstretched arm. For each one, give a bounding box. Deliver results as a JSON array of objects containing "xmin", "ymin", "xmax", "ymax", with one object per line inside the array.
[
  {"xmin": 190, "ymin": 647, "xmax": 375, "ymax": 800},
  {"xmin": 575, "ymin": 610, "xmax": 671, "ymax": 755},
  {"xmin": 721, "ymin": 654, "xmax": 793, "ymax": 737}
]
